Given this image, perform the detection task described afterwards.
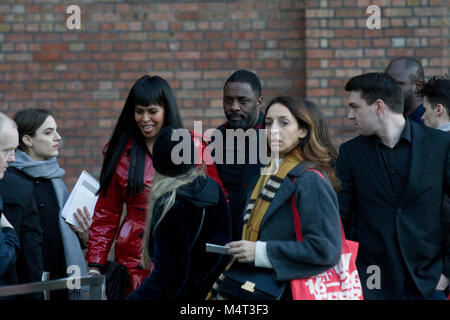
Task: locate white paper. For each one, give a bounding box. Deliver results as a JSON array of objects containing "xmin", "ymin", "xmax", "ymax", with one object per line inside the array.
[
  {"xmin": 205, "ymin": 243, "xmax": 231, "ymax": 255},
  {"xmin": 62, "ymin": 170, "xmax": 99, "ymax": 227}
]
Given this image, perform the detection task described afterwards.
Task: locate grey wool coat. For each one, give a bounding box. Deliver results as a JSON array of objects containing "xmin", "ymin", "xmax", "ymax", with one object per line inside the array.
[{"xmin": 250, "ymin": 163, "xmax": 342, "ymax": 282}]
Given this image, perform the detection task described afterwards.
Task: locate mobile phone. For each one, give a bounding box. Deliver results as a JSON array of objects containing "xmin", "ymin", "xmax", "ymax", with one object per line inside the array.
[{"xmin": 205, "ymin": 243, "xmax": 231, "ymax": 255}]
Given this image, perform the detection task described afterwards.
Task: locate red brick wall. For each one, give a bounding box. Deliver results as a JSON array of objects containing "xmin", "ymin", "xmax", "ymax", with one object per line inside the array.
[{"xmin": 0, "ymin": 1, "xmax": 448, "ymax": 188}]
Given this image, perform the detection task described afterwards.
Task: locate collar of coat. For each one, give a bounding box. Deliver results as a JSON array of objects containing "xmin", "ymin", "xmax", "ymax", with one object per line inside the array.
[{"xmin": 217, "ymin": 111, "xmax": 265, "ymax": 132}]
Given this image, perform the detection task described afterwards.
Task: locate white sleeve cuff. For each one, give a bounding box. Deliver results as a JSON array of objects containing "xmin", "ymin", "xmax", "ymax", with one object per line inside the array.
[
  {"xmin": 254, "ymin": 241, "xmax": 273, "ymax": 269},
  {"xmin": 436, "ymin": 274, "xmax": 450, "ymax": 290}
]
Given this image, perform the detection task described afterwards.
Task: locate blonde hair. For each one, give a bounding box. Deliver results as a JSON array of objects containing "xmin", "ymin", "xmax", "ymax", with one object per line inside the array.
[{"xmin": 141, "ymin": 166, "xmax": 205, "ymax": 269}]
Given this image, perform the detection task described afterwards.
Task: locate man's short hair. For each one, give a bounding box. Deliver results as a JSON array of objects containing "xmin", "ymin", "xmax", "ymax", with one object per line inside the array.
[
  {"xmin": 224, "ymin": 69, "xmax": 262, "ymax": 97},
  {"xmin": 345, "ymin": 72, "xmax": 404, "ymax": 113},
  {"xmin": 386, "ymin": 56, "xmax": 425, "ymax": 82},
  {"xmin": 418, "ymin": 76, "xmax": 450, "ymax": 115}
]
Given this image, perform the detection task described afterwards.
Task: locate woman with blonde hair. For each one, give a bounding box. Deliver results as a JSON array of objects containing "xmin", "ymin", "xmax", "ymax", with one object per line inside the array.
[{"xmin": 127, "ymin": 127, "xmax": 232, "ymax": 300}]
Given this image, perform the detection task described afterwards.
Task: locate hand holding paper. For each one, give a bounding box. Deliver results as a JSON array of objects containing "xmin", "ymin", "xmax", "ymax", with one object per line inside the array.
[
  {"xmin": 62, "ymin": 170, "xmax": 99, "ymax": 229},
  {"xmin": 70, "ymin": 206, "xmax": 92, "ymax": 245}
]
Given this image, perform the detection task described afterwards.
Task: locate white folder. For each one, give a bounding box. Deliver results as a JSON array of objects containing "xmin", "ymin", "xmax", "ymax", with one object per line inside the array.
[{"xmin": 62, "ymin": 170, "xmax": 99, "ymax": 227}]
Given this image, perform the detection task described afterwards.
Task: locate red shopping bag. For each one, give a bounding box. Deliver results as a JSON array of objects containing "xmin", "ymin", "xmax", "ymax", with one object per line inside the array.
[{"xmin": 290, "ymin": 170, "xmax": 364, "ymax": 300}]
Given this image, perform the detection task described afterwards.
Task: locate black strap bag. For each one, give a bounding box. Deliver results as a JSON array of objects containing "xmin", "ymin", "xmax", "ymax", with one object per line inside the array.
[
  {"xmin": 217, "ymin": 262, "xmax": 287, "ymax": 300},
  {"xmin": 103, "ymin": 261, "xmax": 129, "ymax": 300}
]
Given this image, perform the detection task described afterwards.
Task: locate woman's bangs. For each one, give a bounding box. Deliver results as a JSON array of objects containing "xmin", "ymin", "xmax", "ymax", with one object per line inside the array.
[{"xmin": 133, "ymin": 83, "xmax": 164, "ymax": 108}]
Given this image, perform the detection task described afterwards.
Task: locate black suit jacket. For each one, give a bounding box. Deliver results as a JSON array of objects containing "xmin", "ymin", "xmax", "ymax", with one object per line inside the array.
[
  {"xmin": 0, "ymin": 168, "xmax": 43, "ymax": 299},
  {"xmin": 336, "ymin": 120, "xmax": 450, "ymax": 299}
]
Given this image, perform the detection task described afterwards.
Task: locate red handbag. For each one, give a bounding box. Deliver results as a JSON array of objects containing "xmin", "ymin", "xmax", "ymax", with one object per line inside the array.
[{"xmin": 290, "ymin": 170, "xmax": 364, "ymax": 300}]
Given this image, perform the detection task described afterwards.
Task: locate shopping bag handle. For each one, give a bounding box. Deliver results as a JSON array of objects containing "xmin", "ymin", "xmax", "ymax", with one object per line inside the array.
[{"xmin": 291, "ymin": 169, "xmax": 347, "ymax": 243}]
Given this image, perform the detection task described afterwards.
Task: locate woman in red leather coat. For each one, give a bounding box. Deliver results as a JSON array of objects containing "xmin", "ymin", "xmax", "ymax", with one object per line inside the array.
[
  {"xmin": 87, "ymin": 75, "xmax": 226, "ymax": 297},
  {"xmin": 86, "ymin": 75, "xmax": 187, "ymax": 296}
]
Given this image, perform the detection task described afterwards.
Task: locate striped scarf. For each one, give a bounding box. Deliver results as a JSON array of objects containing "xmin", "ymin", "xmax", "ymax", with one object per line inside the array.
[{"xmin": 206, "ymin": 149, "xmax": 302, "ymax": 299}]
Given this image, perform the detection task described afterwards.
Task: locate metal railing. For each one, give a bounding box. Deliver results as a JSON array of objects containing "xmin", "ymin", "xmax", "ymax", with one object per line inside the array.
[{"xmin": 0, "ymin": 275, "xmax": 106, "ymax": 300}]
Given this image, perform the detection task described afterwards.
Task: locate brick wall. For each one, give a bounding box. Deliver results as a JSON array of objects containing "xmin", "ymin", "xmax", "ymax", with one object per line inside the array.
[
  {"xmin": 305, "ymin": 0, "xmax": 449, "ymax": 145},
  {"xmin": 0, "ymin": 0, "xmax": 448, "ymax": 188}
]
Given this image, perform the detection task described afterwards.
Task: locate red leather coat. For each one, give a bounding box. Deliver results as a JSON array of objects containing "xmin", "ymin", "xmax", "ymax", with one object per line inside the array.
[
  {"xmin": 191, "ymin": 132, "xmax": 228, "ymax": 201},
  {"xmin": 87, "ymin": 140, "xmax": 153, "ymax": 294},
  {"xmin": 87, "ymin": 134, "xmax": 226, "ymax": 295}
]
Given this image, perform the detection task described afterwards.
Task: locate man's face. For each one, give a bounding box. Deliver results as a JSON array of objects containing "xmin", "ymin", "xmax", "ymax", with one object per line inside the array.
[
  {"xmin": 347, "ymin": 91, "xmax": 379, "ymax": 136},
  {"xmin": 0, "ymin": 124, "xmax": 19, "ymax": 180},
  {"xmin": 421, "ymin": 96, "xmax": 439, "ymax": 128},
  {"xmin": 223, "ymin": 82, "xmax": 262, "ymax": 129}
]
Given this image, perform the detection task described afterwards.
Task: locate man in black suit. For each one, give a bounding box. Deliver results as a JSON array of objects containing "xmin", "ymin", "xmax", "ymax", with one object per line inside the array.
[
  {"xmin": 0, "ymin": 112, "xmax": 43, "ymax": 299},
  {"xmin": 337, "ymin": 72, "xmax": 450, "ymax": 300},
  {"xmin": 0, "ymin": 169, "xmax": 43, "ymax": 299}
]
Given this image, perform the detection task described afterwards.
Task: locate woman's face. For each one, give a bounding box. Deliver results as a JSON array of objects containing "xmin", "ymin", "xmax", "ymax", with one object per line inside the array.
[
  {"xmin": 25, "ymin": 115, "xmax": 61, "ymax": 161},
  {"xmin": 265, "ymin": 103, "xmax": 307, "ymax": 158},
  {"xmin": 135, "ymin": 104, "xmax": 165, "ymax": 143}
]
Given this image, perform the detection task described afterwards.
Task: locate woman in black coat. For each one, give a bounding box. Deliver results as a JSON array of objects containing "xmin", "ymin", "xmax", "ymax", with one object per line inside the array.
[
  {"xmin": 8, "ymin": 109, "xmax": 89, "ymax": 300},
  {"xmin": 127, "ymin": 127, "xmax": 232, "ymax": 300}
]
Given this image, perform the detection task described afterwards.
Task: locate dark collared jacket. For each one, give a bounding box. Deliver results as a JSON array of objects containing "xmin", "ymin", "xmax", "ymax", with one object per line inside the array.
[
  {"xmin": 215, "ymin": 112, "xmax": 266, "ymax": 240},
  {"xmin": 337, "ymin": 119, "xmax": 450, "ymax": 299},
  {"xmin": 0, "ymin": 169, "xmax": 43, "ymax": 299}
]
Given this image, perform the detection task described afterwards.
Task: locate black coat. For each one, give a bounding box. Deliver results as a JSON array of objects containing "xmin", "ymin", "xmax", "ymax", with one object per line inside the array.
[
  {"xmin": 215, "ymin": 112, "xmax": 265, "ymax": 241},
  {"xmin": 127, "ymin": 175, "xmax": 232, "ymax": 300},
  {"xmin": 0, "ymin": 168, "xmax": 43, "ymax": 299},
  {"xmin": 336, "ymin": 120, "xmax": 450, "ymax": 299}
]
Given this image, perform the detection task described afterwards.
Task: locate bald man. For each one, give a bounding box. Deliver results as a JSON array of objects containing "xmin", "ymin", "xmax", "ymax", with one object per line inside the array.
[
  {"xmin": 0, "ymin": 114, "xmax": 18, "ymax": 179},
  {"xmin": 0, "ymin": 112, "xmax": 43, "ymax": 299},
  {"xmin": 0, "ymin": 113, "xmax": 20, "ymax": 288},
  {"xmin": 385, "ymin": 57, "xmax": 425, "ymax": 125}
]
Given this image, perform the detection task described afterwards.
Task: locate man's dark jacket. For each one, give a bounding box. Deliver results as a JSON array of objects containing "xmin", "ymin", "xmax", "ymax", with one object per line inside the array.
[
  {"xmin": 336, "ymin": 119, "xmax": 450, "ymax": 299},
  {"xmin": 0, "ymin": 191, "xmax": 20, "ymax": 289},
  {"xmin": 214, "ymin": 112, "xmax": 265, "ymax": 241},
  {"xmin": 0, "ymin": 168, "xmax": 43, "ymax": 299}
]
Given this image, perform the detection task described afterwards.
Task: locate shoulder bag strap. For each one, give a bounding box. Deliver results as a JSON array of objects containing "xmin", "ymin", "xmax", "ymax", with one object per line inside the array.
[
  {"xmin": 291, "ymin": 169, "xmax": 346, "ymax": 243},
  {"xmin": 291, "ymin": 177, "xmax": 303, "ymax": 242},
  {"xmin": 189, "ymin": 208, "xmax": 206, "ymax": 252}
]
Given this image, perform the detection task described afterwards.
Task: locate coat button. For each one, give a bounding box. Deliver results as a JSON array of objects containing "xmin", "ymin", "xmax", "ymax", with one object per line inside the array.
[
  {"xmin": 39, "ymin": 203, "xmax": 45, "ymax": 208},
  {"xmin": 34, "ymin": 180, "xmax": 40, "ymax": 185},
  {"xmin": 139, "ymin": 233, "xmax": 144, "ymax": 239}
]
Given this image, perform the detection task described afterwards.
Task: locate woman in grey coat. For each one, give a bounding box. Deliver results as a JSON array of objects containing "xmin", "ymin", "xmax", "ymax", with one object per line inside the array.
[
  {"xmin": 9, "ymin": 108, "xmax": 89, "ymax": 300},
  {"xmin": 225, "ymin": 97, "xmax": 342, "ymax": 298}
]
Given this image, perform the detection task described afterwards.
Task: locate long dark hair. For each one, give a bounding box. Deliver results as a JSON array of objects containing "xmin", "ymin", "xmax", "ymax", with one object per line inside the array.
[
  {"xmin": 98, "ymin": 75, "xmax": 183, "ymax": 196},
  {"xmin": 264, "ymin": 96, "xmax": 340, "ymax": 192},
  {"xmin": 14, "ymin": 108, "xmax": 53, "ymax": 151}
]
